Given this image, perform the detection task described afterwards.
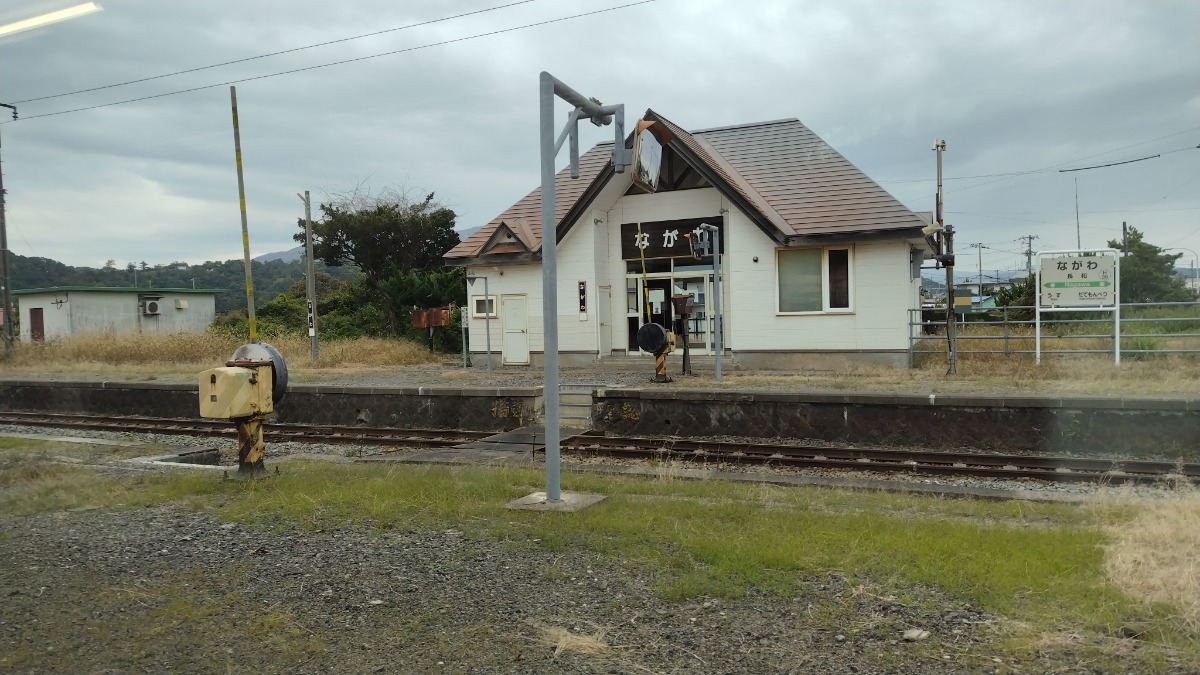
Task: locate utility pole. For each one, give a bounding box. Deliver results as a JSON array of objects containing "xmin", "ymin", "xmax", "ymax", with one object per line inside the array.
[
  {"xmin": 934, "ymin": 139, "xmax": 956, "ymax": 375},
  {"xmin": 229, "ymin": 86, "xmax": 257, "ymax": 342},
  {"xmin": 1074, "ymin": 177, "xmax": 1081, "ymax": 249},
  {"xmin": 969, "ymin": 243, "xmax": 983, "ymax": 296},
  {"xmin": 0, "ymin": 102, "xmax": 16, "ymax": 355},
  {"xmin": 1020, "ymin": 234, "xmax": 1039, "ymax": 276},
  {"xmin": 1122, "ymin": 221, "xmax": 1128, "ymax": 256},
  {"xmin": 297, "ymin": 190, "xmax": 318, "ymax": 361}
]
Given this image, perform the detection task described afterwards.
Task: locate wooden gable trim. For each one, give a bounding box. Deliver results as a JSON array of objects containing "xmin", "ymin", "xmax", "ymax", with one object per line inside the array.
[{"xmin": 480, "ymin": 221, "xmax": 532, "ymax": 256}]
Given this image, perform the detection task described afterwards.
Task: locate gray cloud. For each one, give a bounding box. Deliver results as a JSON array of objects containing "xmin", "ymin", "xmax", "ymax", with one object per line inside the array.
[{"xmin": 1, "ymin": 0, "xmax": 1197, "ymax": 276}]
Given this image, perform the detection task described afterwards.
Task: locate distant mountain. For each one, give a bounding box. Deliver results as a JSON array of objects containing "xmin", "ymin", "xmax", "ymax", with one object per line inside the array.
[
  {"xmin": 456, "ymin": 226, "xmax": 482, "ymax": 241},
  {"xmin": 8, "ymin": 252, "xmax": 356, "ymax": 314},
  {"xmin": 254, "ymin": 246, "xmax": 304, "ymax": 263}
]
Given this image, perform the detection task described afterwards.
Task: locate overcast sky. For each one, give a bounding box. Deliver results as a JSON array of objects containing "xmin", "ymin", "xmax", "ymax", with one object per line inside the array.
[{"xmin": 1, "ymin": 0, "xmax": 1197, "ymax": 280}]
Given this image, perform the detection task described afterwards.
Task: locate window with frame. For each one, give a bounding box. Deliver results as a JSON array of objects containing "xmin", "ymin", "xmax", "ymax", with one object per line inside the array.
[
  {"xmin": 777, "ymin": 247, "xmax": 852, "ymax": 312},
  {"xmin": 472, "ymin": 296, "xmax": 496, "ymax": 318}
]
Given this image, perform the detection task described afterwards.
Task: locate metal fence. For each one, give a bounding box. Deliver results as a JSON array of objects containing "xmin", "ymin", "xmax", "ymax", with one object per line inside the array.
[{"xmin": 908, "ymin": 301, "xmax": 1200, "ymax": 364}]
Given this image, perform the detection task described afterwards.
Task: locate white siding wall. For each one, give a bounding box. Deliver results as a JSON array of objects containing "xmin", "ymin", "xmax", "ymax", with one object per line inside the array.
[
  {"xmin": 18, "ymin": 291, "xmax": 217, "ymax": 341},
  {"xmin": 19, "ymin": 297, "xmax": 71, "ymax": 341},
  {"xmin": 465, "ymin": 263, "xmax": 537, "ymax": 359},
  {"xmin": 726, "ymin": 209, "xmax": 916, "ymax": 351},
  {"xmin": 465, "ymin": 225, "xmax": 600, "ymax": 359},
  {"xmin": 69, "ymin": 293, "xmax": 138, "ymax": 334}
]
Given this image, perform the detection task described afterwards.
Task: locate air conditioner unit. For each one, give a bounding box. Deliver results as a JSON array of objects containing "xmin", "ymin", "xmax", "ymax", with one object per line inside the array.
[{"xmin": 144, "ymin": 300, "xmax": 161, "ymax": 315}]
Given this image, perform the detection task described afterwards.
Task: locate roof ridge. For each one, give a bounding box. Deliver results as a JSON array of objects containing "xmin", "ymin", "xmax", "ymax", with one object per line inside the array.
[{"xmin": 691, "ymin": 118, "xmax": 799, "ymax": 134}]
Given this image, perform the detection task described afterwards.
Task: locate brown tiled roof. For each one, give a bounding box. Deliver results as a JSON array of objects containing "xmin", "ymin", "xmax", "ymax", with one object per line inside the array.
[
  {"xmin": 693, "ymin": 119, "xmax": 927, "ymax": 236},
  {"xmin": 445, "ymin": 112, "xmax": 924, "ymax": 262},
  {"xmin": 444, "ymin": 144, "xmax": 613, "ymax": 259}
]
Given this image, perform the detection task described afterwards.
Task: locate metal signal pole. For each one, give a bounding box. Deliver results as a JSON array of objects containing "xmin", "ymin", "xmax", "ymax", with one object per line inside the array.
[
  {"xmin": 934, "ymin": 139, "xmax": 956, "ymax": 375},
  {"xmin": 538, "ymin": 72, "xmax": 630, "ymax": 503},
  {"xmin": 0, "ymin": 103, "xmax": 16, "ymax": 354}
]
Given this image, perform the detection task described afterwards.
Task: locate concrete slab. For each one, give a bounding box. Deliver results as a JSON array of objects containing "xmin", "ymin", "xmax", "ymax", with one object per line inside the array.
[
  {"xmin": 0, "ymin": 432, "xmax": 141, "ymax": 447},
  {"xmin": 505, "ymin": 491, "xmax": 607, "ymax": 512},
  {"xmin": 453, "ymin": 426, "xmax": 592, "ymax": 453}
]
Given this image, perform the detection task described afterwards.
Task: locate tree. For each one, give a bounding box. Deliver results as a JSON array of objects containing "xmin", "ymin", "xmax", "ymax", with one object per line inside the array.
[
  {"xmin": 296, "ymin": 187, "xmax": 460, "ymax": 332},
  {"xmin": 1106, "ymin": 227, "xmax": 1193, "ymax": 303}
]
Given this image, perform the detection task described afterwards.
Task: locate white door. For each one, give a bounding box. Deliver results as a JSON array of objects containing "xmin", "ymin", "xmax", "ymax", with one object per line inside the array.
[
  {"xmin": 597, "ymin": 285, "xmax": 611, "ymax": 357},
  {"xmin": 501, "ymin": 295, "xmax": 529, "ymax": 365}
]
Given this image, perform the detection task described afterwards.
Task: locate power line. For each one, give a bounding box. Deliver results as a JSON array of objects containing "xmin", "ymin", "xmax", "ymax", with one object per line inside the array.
[
  {"xmin": 949, "ymin": 206, "xmax": 1200, "ymax": 216},
  {"xmin": 1058, "ymin": 153, "xmax": 1161, "ymax": 172},
  {"xmin": 877, "ymin": 133, "xmax": 1200, "ymax": 187},
  {"xmin": 8, "ymin": 0, "xmax": 541, "ymax": 105},
  {"xmin": 7, "ymin": 1, "xmax": 655, "ymax": 122},
  {"xmin": 947, "ymin": 129, "xmax": 1200, "ymax": 195}
]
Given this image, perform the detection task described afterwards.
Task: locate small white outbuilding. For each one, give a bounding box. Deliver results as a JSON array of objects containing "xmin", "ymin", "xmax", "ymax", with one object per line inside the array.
[{"xmin": 13, "ymin": 286, "xmax": 221, "ymax": 342}]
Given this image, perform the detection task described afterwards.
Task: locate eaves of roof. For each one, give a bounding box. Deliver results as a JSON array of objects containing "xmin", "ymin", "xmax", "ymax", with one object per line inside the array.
[
  {"xmin": 445, "ymin": 110, "xmax": 929, "ymax": 264},
  {"xmin": 444, "ymin": 143, "xmax": 614, "ymax": 263},
  {"xmin": 13, "ymin": 286, "xmax": 225, "ymax": 295}
]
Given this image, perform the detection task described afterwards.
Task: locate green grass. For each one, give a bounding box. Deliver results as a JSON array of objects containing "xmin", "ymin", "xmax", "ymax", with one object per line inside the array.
[{"xmin": 2, "ymin": 456, "xmax": 1195, "ymax": 671}]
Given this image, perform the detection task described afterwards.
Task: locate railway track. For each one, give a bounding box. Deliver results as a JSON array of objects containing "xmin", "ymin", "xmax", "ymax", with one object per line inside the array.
[
  {"xmin": 2, "ymin": 412, "xmax": 1196, "ymax": 485},
  {"xmin": 0, "ymin": 412, "xmax": 488, "ymax": 449},
  {"xmin": 561, "ymin": 436, "xmax": 1200, "ymax": 486}
]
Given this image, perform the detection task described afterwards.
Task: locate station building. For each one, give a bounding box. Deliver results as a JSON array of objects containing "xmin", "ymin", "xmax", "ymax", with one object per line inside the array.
[
  {"xmin": 13, "ymin": 287, "xmax": 222, "ymax": 342},
  {"xmin": 444, "ymin": 110, "xmax": 934, "ymax": 369}
]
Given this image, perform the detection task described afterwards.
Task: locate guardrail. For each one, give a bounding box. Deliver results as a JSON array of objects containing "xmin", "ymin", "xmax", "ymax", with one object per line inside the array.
[{"xmin": 908, "ymin": 301, "xmax": 1200, "ymax": 364}]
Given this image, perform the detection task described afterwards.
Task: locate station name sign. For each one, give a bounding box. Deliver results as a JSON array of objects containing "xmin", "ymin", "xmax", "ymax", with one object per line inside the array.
[
  {"xmin": 1039, "ymin": 254, "xmax": 1116, "ymax": 308},
  {"xmin": 620, "ymin": 218, "xmax": 723, "ymax": 260}
]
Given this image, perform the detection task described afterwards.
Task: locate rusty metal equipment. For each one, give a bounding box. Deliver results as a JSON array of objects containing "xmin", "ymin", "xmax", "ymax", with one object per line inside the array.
[
  {"xmin": 670, "ymin": 294, "xmax": 694, "ymax": 376},
  {"xmin": 412, "ymin": 306, "xmax": 454, "ymax": 353},
  {"xmin": 636, "ymin": 322, "xmax": 675, "ymax": 383},
  {"xmin": 198, "ymin": 342, "xmax": 287, "ymax": 476}
]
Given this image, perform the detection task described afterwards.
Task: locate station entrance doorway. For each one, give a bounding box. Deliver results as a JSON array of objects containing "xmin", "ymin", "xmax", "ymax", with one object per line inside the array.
[{"xmin": 625, "ymin": 269, "xmax": 714, "ymax": 355}]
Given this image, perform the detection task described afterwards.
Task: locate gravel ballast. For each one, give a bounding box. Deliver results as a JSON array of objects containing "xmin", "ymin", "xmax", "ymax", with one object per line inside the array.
[{"xmin": 1, "ymin": 505, "xmax": 1001, "ymax": 674}]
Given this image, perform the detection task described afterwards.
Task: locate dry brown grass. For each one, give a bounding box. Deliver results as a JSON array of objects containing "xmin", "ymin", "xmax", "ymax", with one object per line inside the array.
[
  {"xmin": 0, "ymin": 331, "xmax": 441, "ymax": 374},
  {"xmin": 1103, "ymin": 487, "xmax": 1200, "ymax": 635},
  {"xmin": 722, "ymin": 355, "xmax": 1200, "ymax": 396},
  {"xmin": 531, "ymin": 622, "xmax": 616, "ymax": 658}
]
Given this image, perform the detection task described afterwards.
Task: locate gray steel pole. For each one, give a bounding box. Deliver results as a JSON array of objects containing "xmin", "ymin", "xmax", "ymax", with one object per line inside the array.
[
  {"xmin": 229, "ymin": 86, "xmax": 258, "ymax": 342},
  {"xmin": 461, "ymin": 306, "xmax": 468, "ymax": 369},
  {"xmin": 701, "ymin": 223, "xmax": 722, "ymax": 382},
  {"xmin": 540, "ymin": 72, "xmax": 561, "ymax": 502},
  {"xmin": 0, "ymin": 103, "xmax": 15, "ymax": 354},
  {"xmin": 534, "ymin": 72, "xmax": 625, "ymax": 503},
  {"xmin": 299, "ymin": 190, "xmax": 319, "ymax": 361},
  {"xmin": 483, "ymin": 275, "xmax": 492, "ymax": 373}
]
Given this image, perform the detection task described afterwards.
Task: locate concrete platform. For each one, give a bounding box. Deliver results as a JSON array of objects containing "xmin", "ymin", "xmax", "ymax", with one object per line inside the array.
[{"xmin": 505, "ymin": 491, "xmax": 607, "ymax": 512}]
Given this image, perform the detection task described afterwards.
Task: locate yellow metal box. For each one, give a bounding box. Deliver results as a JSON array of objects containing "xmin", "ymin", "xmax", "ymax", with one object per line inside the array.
[{"xmin": 198, "ymin": 366, "xmax": 274, "ymax": 419}]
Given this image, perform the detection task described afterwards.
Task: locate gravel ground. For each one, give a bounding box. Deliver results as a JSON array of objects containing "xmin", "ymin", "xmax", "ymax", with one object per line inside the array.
[
  {"xmin": 1, "ymin": 503, "xmax": 1003, "ymax": 675},
  {"xmin": 1, "ymin": 367, "xmax": 1192, "ymax": 672}
]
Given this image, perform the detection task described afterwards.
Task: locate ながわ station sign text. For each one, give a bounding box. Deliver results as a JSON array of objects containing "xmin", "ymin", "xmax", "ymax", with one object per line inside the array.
[{"xmin": 1039, "ymin": 255, "xmax": 1116, "ymax": 308}]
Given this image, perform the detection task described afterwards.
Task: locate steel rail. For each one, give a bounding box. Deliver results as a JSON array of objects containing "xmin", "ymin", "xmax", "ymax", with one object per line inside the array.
[
  {"xmin": 0, "ymin": 412, "xmax": 487, "ymax": 448},
  {"xmin": 561, "ymin": 436, "xmax": 1200, "ymax": 485},
  {"xmin": 4, "ymin": 412, "xmax": 1196, "ymax": 485}
]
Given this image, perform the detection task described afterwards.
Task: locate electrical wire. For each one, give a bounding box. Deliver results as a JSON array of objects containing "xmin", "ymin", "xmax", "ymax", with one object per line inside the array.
[
  {"xmin": 877, "ymin": 133, "xmax": 1200, "ymax": 186},
  {"xmin": 7, "ymin": 1, "xmax": 655, "ymax": 122},
  {"xmin": 1058, "ymin": 153, "xmax": 1160, "ymax": 172},
  {"xmin": 8, "ymin": 0, "xmax": 541, "ymax": 105}
]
